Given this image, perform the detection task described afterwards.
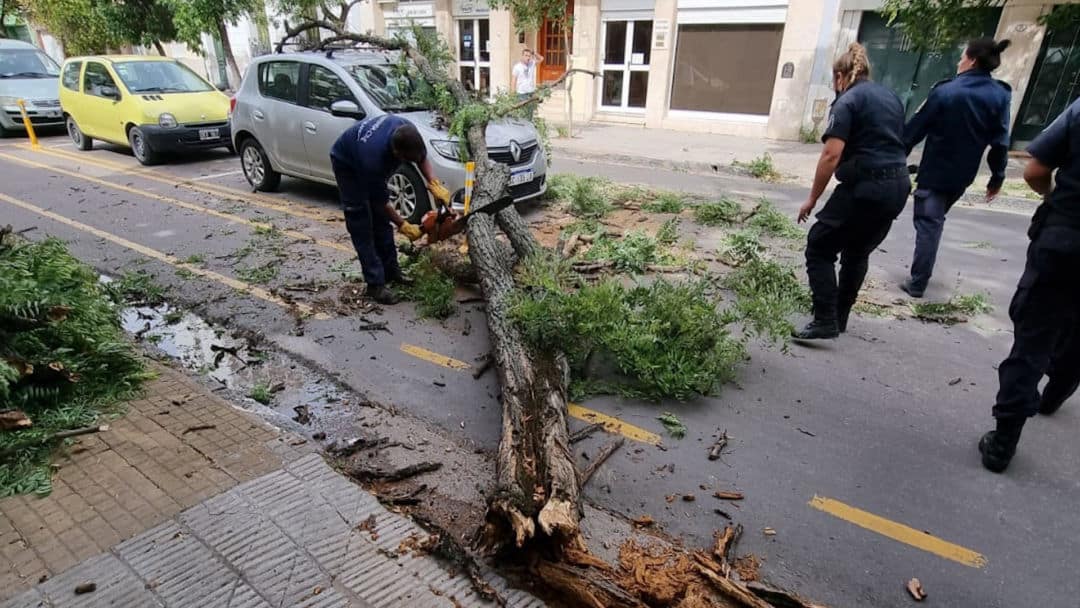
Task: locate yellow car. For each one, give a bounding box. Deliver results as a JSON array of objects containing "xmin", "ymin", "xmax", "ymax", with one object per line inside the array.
[{"xmin": 58, "ymin": 55, "xmax": 231, "ymax": 165}]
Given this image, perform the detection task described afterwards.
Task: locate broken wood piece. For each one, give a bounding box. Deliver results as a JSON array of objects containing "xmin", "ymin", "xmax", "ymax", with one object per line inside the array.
[
  {"xmin": 694, "ymin": 561, "xmax": 773, "ymax": 608},
  {"xmin": 181, "ymin": 424, "xmax": 215, "ymax": 435},
  {"xmin": 746, "ymin": 582, "xmax": 830, "ymax": 608},
  {"xmin": 357, "ymin": 321, "xmax": 390, "ymax": 332},
  {"xmin": 907, "ymin": 578, "xmax": 926, "ymax": 601},
  {"xmin": 631, "ymin": 515, "xmax": 655, "ymax": 528},
  {"xmin": 331, "ymin": 436, "xmax": 395, "ymax": 458},
  {"xmin": 0, "ymin": 410, "xmax": 32, "ymax": 431},
  {"xmin": 572, "ymin": 260, "xmax": 615, "ymax": 273},
  {"xmin": 714, "ymin": 490, "xmax": 744, "ymax": 501},
  {"xmin": 708, "ymin": 430, "xmax": 729, "ymax": 460},
  {"xmin": 293, "ymin": 405, "xmax": 312, "ymax": 425},
  {"xmin": 471, "ymin": 355, "xmax": 494, "ymax": 379},
  {"xmin": 763, "ymin": 527, "xmax": 776, "ymax": 536},
  {"xmin": 380, "ymin": 484, "xmax": 429, "ymax": 506},
  {"xmin": 562, "ymin": 233, "xmax": 581, "ymax": 258},
  {"xmin": 350, "ymin": 461, "xmax": 443, "ymax": 483},
  {"xmin": 580, "ymin": 437, "xmax": 624, "ymax": 486},
  {"xmin": 713, "ymin": 523, "xmax": 743, "ymax": 562},
  {"xmin": 569, "ymin": 422, "xmax": 605, "ymax": 444},
  {"xmin": 74, "ymin": 582, "xmax": 97, "ymax": 594}
]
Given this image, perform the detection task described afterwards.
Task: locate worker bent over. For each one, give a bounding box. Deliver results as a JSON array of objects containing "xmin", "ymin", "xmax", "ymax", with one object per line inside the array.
[{"xmin": 330, "ymin": 114, "xmax": 449, "ymax": 305}]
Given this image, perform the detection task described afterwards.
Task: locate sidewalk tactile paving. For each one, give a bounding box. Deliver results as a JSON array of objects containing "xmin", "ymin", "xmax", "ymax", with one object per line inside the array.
[{"xmin": 36, "ymin": 553, "xmax": 161, "ymax": 607}]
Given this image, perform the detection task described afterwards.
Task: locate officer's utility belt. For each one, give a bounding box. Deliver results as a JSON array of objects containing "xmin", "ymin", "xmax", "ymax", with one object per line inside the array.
[
  {"xmin": 836, "ymin": 160, "xmax": 906, "ymax": 183},
  {"xmin": 860, "ymin": 165, "xmax": 907, "ymax": 180}
]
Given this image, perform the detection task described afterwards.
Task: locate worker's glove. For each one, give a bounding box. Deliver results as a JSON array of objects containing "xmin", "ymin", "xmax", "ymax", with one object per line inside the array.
[
  {"xmin": 428, "ymin": 179, "xmax": 452, "ymax": 205},
  {"xmin": 399, "ymin": 221, "xmax": 423, "ymax": 241}
]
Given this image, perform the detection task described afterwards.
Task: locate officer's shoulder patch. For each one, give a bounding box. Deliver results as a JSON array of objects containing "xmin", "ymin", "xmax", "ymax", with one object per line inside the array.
[{"xmin": 995, "ymin": 79, "xmax": 1013, "ymax": 92}]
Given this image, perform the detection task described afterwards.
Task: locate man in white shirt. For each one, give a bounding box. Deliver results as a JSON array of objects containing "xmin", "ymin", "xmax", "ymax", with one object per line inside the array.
[{"xmin": 510, "ymin": 48, "xmax": 543, "ymax": 118}]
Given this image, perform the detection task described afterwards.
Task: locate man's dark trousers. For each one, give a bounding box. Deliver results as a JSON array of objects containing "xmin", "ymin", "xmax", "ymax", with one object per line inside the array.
[
  {"xmin": 909, "ymin": 188, "xmax": 964, "ymax": 292},
  {"xmin": 332, "ymin": 159, "xmax": 399, "ymax": 287},
  {"xmin": 994, "ymin": 225, "xmax": 1080, "ymax": 422},
  {"xmin": 805, "ymin": 178, "xmax": 908, "ymax": 323}
]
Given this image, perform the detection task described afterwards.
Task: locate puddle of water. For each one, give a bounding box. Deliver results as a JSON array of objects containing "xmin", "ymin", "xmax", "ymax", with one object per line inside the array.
[{"xmin": 118, "ymin": 300, "xmax": 360, "ymax": 440}]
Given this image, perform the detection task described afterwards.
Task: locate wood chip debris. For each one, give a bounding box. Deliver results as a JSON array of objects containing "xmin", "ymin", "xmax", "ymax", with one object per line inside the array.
[
  {"xmin": 948, "ymin": 377, "xmax": 962, "ymax": 386},
  {"xmin": 708, "ymin": 429, "xmax": 729, "ymax": 460},
  {"xmin": 74, "ymin": 582, "xmax": 96, "ymax": 594},
  {"xmin": 631, "ymin": 515, "xmax": 656, "ymax": 528},
  {"xmin": 714, "ymin": 490, "xmax": 744, "ymax": 500},
  {"xmin": 763, "ymin": 527, "xmax": 776, "ymax": 536},
  {"xmin": 907, "ymin": 578, "xmax": 927, "ymax": 601},
  {"xmin": 0, "ymin": 409, "xmax": 32, "ymax": 430}
]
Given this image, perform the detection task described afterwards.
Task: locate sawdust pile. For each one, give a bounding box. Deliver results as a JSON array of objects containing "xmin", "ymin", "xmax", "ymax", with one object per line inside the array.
[{"xmin": 616, "ymin": 539, "xmax": 740, "ymax": 608}]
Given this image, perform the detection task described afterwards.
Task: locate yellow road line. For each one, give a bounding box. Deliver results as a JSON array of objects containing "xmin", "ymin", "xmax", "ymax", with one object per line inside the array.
[
  {"xmin": 399, "ymin": 344, "xmax": 472, "ymax": 370},
  {"xmin": 808, "ymin": 495, "xmax": 987, "ymax": 568},
  {"xmin": 0, "ymin": 192, "xmax": 313, "ymax": 316},
  {"xmin": 567, "ymin": 403, "xmax": 662, "ymax": 445},
  {"xmin": 21, "ymin": 144, "xmax": 337, "ymax": 224},
  {"xmin": 0, "ymin": 151, "xmax": 353, "ymax": 255}
]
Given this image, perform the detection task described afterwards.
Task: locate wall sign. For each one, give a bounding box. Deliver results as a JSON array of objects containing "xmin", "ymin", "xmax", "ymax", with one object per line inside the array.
[
  {"xmin": 452, "ymin": 0, "xmax": 490, "ymax": 17},
  {"xmin": 781, "ymin": 62, "xmax": 794, "ymax": 79},
  {"xmin": 653, "ymin": 19, "xmax": 671, "ymax": 49}
]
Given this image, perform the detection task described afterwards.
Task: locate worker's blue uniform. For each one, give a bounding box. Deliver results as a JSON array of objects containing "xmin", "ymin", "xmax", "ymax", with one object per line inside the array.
[
  {"xmin": 330, "ymin": 114, "xmax": 411, "ymax": 288},
  {"xmin": 904, "ymin": 70, "xmax": 1012, "ymax": 294},
  {"xmin": 805, "ymin": 79, "xmax": 911, "ymax": 328},
  {"xmin": 994, "ymin": 98, "xmax": 1080, "ymax": 423}
]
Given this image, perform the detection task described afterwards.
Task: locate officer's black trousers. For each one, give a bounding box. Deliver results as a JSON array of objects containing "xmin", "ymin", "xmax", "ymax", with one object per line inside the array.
[
  {"xmin": 804, "ymin": 180, "xmax": 906, "ymax": 323},
  {"xmin": 994, "ymin": 225, "xmax": 1080, "ymax": 420},
  {"xmin": 332, "ymin": 160, "xmax": 400, "ymax": 287}
]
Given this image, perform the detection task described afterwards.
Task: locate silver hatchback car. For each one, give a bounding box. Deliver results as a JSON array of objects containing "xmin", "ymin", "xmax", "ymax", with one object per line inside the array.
[{"xmin": 230, "ymin": 49, "xmax": 547, "ymax": 222}]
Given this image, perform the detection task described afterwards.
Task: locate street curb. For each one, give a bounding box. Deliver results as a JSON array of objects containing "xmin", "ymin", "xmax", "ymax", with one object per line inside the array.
[{"xmin": 550, "ymin": 147, "xmax": 757, "ymax": 180}]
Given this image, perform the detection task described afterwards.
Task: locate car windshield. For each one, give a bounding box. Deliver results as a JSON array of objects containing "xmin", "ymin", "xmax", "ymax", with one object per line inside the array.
[
  {"xmin": 112, "ymin": 61, "xmax": 214, "ymax": 93},
  {"xmin": 345, "ymin": 63, "xmax": 430, "ymax": 112},
  {"xmin": 0, "ymin": 49, "xmax": 61, "ymax": 78}
]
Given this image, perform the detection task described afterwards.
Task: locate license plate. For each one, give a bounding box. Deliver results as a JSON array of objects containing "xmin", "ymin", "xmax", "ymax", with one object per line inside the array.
[
  {"xmin": 509, "ymin": 169, "xmax": 534, "ymax": 187},
  {"xmin": 199, "ymin": 128, "xmax": 220, "ymax": 141}
]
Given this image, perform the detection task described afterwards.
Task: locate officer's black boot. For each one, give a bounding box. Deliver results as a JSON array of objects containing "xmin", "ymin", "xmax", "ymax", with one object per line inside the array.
[
  {"xmin": 900, "ymin": 279, "xmax": 924, "ymax": 299},
  {"xmin": 387, "ymin": 272, "xmax": 415, "ymax": 287},
  {"xmin": 978, "ymin": 417, "xmax": 1025, "ymax": 473},
  {"xmin": 367, "ymin": 285, "xmax": 400, "ymax": 305},
  {"xmin": 1039, "ymin": 376, "xmax": 1080, "ymax": 415},
  {"xmin": 792, "ymin": 318, "xmax": 839, "ymax": 340}
]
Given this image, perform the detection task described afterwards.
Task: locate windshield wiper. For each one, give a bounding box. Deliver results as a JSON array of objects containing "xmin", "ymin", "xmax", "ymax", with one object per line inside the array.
[{"xmin": 0, "ymin": 72, "xmax": 55, "ymax": 79}]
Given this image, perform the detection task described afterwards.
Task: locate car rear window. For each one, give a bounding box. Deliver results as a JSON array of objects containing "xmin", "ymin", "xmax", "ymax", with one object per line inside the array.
[
  {"xmin": 62, "ymin": 61, "xmax": 82, "ymax": 91},
  {"xmin": 259, "ymin": 61, "xmax": 300, "ymax": 103}
]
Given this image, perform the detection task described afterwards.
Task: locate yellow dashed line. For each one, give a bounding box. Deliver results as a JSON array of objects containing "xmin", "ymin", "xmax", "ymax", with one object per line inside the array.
[
  {"xmin": 0, "ymin": 192, "xmax": 315, "ymax": 317},
  {"xmin": 0, "ymin": 151, "xmax": 353, "ymax": 255},
  {"xmin": 21, "ymin": 144, "xmax": 337, "ymax": 223},
  {"xmin": 399, "ymin": 344, "xmax": 472, "ymax": 370},
  {"xmin": 809, "ymin": 495, "xmax": 987, "ymax": 568},
  {"xmin": 567, "ymin": 403, "xmax": 662, "ymax": 445}
]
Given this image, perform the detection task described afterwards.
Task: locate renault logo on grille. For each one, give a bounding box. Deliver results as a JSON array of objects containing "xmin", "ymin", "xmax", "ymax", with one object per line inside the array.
[{"xmin": 509, "ymin": 140, "xmax": 522, "ymax": 163}]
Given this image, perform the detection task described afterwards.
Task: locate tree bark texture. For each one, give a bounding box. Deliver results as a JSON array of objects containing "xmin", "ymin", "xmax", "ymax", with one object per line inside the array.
[{"xmin": 216, "ymin": 21, "xmax": 242, "ymax": 89}]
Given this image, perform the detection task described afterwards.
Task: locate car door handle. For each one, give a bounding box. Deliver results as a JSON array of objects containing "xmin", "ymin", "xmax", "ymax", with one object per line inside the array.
[
  {"xmin": 253, "ymin": 110, "xmax": 265, "ymax": 120},
  {"xmin": 303, "ymin": 121, "xmax": 317, "ymax": 134}
]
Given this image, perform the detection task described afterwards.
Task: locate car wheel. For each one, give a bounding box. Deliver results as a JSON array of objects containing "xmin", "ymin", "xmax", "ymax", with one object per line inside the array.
[
  {"xmin": 389, "ymin": 164, "xmax": 431, "ymax": 224},
  {"xmin": 128, "ymin": 126, "xmax": 160, "ymax": 165},
  {"xmin": 240, "ymin": 138, "xmax": 281, "ymax": 192},
  {"xmin": 67, "ymin": 117, "xmax": 92, "ymax": 151}
]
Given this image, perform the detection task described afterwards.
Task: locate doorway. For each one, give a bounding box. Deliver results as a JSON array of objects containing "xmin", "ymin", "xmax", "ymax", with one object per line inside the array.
[
  {"xmin": 598, "ymin": 19, "xmax": 652, "ymax": 110},
  {"xmin": 1013, "ymin": 15, "xmax": 1080, "ymax": 148},
  {"xmin": 457, "ymin": 18, "xmax": 491, "ymax": 95},
  {"xmin": 537, "ymin": 0, "xmax": 573, "ymax": 83}
]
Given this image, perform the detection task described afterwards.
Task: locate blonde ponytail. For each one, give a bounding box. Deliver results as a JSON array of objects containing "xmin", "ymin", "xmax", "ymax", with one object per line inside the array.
[{"xmin": 833, "ymin": 42, "xmax": 871, "ymax": 91}]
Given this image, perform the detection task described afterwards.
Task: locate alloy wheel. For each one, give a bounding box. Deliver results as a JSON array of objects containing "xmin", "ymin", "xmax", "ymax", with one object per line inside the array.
[
  {"xmin": 388, "ymin": 173, "xmax": 416, "ymax": 218},
  {"xmin": 242, "ymin": 145, "xmax": 265, "ymax": 186}
]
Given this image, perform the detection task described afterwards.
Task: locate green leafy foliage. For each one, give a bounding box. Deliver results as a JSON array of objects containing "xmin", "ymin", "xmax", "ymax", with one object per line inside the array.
[
  {"xmin": 1, "ymin": 237, "xmax": 149, "ymax": 496},
  {"xmin": 400, "ymin": 251, "xmax": 456, "ymax": 319},
  {"xmin": 747, "ymin": 200, "xmax": 802, "ymax": 239},
  {"xmin": 656, "ymin": 218, "xmax": 680, "ymax": 246},
  {"xmin": 236, "ymin": 262, "xmax": 278, "ymax": 284},
  {"xmin": 248, "ymin": 382, "xmax": 272, "ymax": 405},
  {"xmin": 734, "ymin": 153, "xmax": 780, "ymax": 181},
  {"xmin": 693, "ymin": 199, "xmax": 742, "ymax": 226},
  {"xmin": 657, "ymin": 412, "xmax": 687, "ymax": 439},
  {"xmin": 880, "ymin": 0, "xmax": 1000, "ymax": 52},
  {"xmin": 169, "ymin": 0, "xmax": 259, "ymax": 52},
  {"xmin": 910, "ymin": 293, "xmax": 992, "ymax": 324},
  {"xmin": 720, "ymin": 229, "xmax": 767, "ymax": 266},
  {"xmin": 641, "ymin": 192, "xmax": 686, "ymax": 214},
  {"xmin": 799, "ymin": 126, "xmax": 821, "ymax": 144},
  {"xmin": 108, "ymin": 270, "xmax": 167, "ymax": 305},
  {"xmin": 721, "ymin": 253, "xmax": 812, "ymax": 344},
  {"xmin": 564, "ymin": 176, "xmax": 613, "ymax": 218},
  {"xmin": 584, "ymin": 231, "xmax": 672, "ymax": 273}
]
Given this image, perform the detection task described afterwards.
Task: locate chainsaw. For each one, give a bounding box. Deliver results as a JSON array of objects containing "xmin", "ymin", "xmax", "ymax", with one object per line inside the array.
[{"xmin": 420, "ymin": 194, "xmax": 516, "ymax": 243}]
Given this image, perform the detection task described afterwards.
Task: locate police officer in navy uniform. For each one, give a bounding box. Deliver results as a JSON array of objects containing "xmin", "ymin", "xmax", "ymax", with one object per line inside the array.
[
  {"xmin": 901, "ymin": 38, "xmax": 1013, "ymax": 298},
  {"xmin": 979, "ymin": 97, "xmax": 1080, "ymax": 473},
  {"xmin": 794, "ymin": 43, "xmax": 912, "ymax": 339},
  {"xmin": 331, "ymin": 114, "xmax": 448, "ymax": 305}
]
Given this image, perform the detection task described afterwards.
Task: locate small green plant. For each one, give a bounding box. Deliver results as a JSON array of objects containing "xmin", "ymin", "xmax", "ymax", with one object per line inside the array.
[
  {"xmin": 183, "ymin": 254, "xmax": 207, "ymax": 266},
  {"xmin": 236, "ymin": 262, "xmax": 279, "ymax": 284},
  {"xmin": 400, "ymin": 251, "xmax": 456, "ymax": 319},
  {"xmin": 329, "ymin": 259, "xmax": 364, "ymax": 281},
  {"xmin": 175, "ymin": 268, "xmax": 197, "ymax": 280},
  {"xmin": 721, "ymin": 229, "xmax": 766, "ymax": 266},
  {"xmin": 556, "ymin": 125, "xmax": 570, "ymax": 138},
  {"xmin": 656, "ymin": 218, "xmax": 680, "ymax": 246},
  {"xmin": 249, "ymin": 382, "xmax": 273, "ymax": 405},
  {"xmin": 911, "ymin": 293, "xmax": 992, "ymax": 324},
  {"xmin": 641, "ymin": 192, "xmax": 686, "ymax": 214},
  {"xmin": 799, "ymin": 126, "xmax": 821, "ymax": 144},
  {"xmin": 253, "ymin": 223, "xmax": 279, "ymax": 236},
  {"xmin": 658, "ymin": 412, "xmax": 687, "ymax": 439},
  {"xmin": 747, "ymin": 200, "xmax": 802, "ymax": 239},
  {"xmin": 145, "ymin": 333, "xmax": 163, "ymax": 344},
  {"xmin": 853, "ymin": 301, "xmax": 893, "ymax": 317},
  {"xmin": 693, "ymin": 199, "xmax": 742, "ymax": 226},
  {"xmin": 585, "ymin": 231, "xmax": 672, "ymax": 273},
  {"xmin": 610, "ymin": 185, "xmax": 652, "ymax": 207},
  {"xmin": 163, "ymin": 310, "xmax": 184, "ymax": 324},
  {"xmin": 110, "ymin": 270, "xmax": 167, "ymax": 305},
  {"xmin": 722, "ymin": 256, "xmax": 812, "ymax": 343},
  {"xmin": 734, "ymin": 153, "xmax": 781, "ymax": 181},
  {"xmin": 567, "ymin": 177, "xmax": 613, "ymax": 218}
]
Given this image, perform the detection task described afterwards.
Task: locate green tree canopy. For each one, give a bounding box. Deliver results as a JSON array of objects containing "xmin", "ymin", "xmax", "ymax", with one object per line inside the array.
[{"xmin": 880, "ymin": 0, "xmax": 1002, "ymax": 52}]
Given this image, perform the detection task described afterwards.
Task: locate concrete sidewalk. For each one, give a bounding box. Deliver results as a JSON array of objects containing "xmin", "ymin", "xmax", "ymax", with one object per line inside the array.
[
  {"xmin": 0, "ymin": 363, "xmax": 538, "ymax": 608},
  {"xmin": 549, "ymin": 122, "xmax": 1030, "ymax": 186}
]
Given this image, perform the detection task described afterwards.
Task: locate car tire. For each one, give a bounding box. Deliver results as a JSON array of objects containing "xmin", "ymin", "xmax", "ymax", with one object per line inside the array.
[
  {"xmin": 240, "ymin": 138, "xmax": 280, "ymax": 192},
  {"xmin": 128, "ymin": 126, "xmax": 160, "ymax": 165},
  {"xmin": 67, "ymin": 116, "xmax": 92, "ymax": 151},
  {"xmin": 389, "ymin": 164, "xmax": 431, "ymax": 225}
]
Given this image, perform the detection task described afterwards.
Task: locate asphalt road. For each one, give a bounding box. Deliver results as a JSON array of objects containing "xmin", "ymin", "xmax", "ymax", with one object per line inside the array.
[{"xmin": 2, "ymin": 133, "xmax": 1076, "ymax": 608}]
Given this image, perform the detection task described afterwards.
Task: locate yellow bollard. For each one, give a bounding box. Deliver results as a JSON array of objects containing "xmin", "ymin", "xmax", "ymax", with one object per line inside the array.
[
  {"xmin": 460, "ymin": 161, "xmax": 475, "ymax": 255},
  {"xmin": 15, "ymin": 100, "xmax": 40, "ymax": 149}
]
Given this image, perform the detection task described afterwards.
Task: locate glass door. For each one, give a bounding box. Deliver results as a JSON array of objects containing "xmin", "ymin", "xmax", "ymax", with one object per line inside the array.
[
  {"xmin": 599, "ymin": 20, "xmax": 652, "ymax": 111},
  {"xmin": 1013, "ymin": 17, "xmax": 1080, "ymax": 147},
  {"xmin": 457, "ymin": 19, "xmax": 491, "ymax": 96}
]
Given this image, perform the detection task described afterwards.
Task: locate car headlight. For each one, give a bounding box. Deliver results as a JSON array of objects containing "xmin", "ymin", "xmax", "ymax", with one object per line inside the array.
[
  {"xmin": 430, "ymin": 139, "xmax": 462, "ymax": 161},
  {"xmin": 0, "ymin": 95, "xmax": 22, "ymax": 111},
  {"xmin": 158, "ymin": 113, "xmax": 178, "ymax": 128}
]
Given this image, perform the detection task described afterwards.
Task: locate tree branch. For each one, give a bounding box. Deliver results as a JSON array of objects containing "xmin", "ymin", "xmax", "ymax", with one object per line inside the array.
[{"xmin": 501, "ymin": 68, "xmax": 600, "ymax": 114}]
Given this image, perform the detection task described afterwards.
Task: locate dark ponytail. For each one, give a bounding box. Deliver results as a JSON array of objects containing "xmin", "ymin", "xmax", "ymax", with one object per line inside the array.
[{"xmin": 965, "ymin": 37, "xmax": 1011, "ymax": 72}]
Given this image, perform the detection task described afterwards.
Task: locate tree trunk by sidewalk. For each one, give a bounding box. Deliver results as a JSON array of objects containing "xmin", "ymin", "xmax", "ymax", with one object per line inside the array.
[
  {"xmin": 153, "ymin": 39, "xmax": 166, "ymax": 56},
  {"xmin": 217, "ymin": 20, "xmax": 241, "ymax": 89}
]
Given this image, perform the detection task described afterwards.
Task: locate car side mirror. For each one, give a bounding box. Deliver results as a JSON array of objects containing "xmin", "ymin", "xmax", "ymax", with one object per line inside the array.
[
  {"xmin": 330, "ymin": 100, "xmax": 365, "ymax": 120},
  {"xmin": 100, "ymin": 85, "xmax": 120, "ymax": 100}
]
